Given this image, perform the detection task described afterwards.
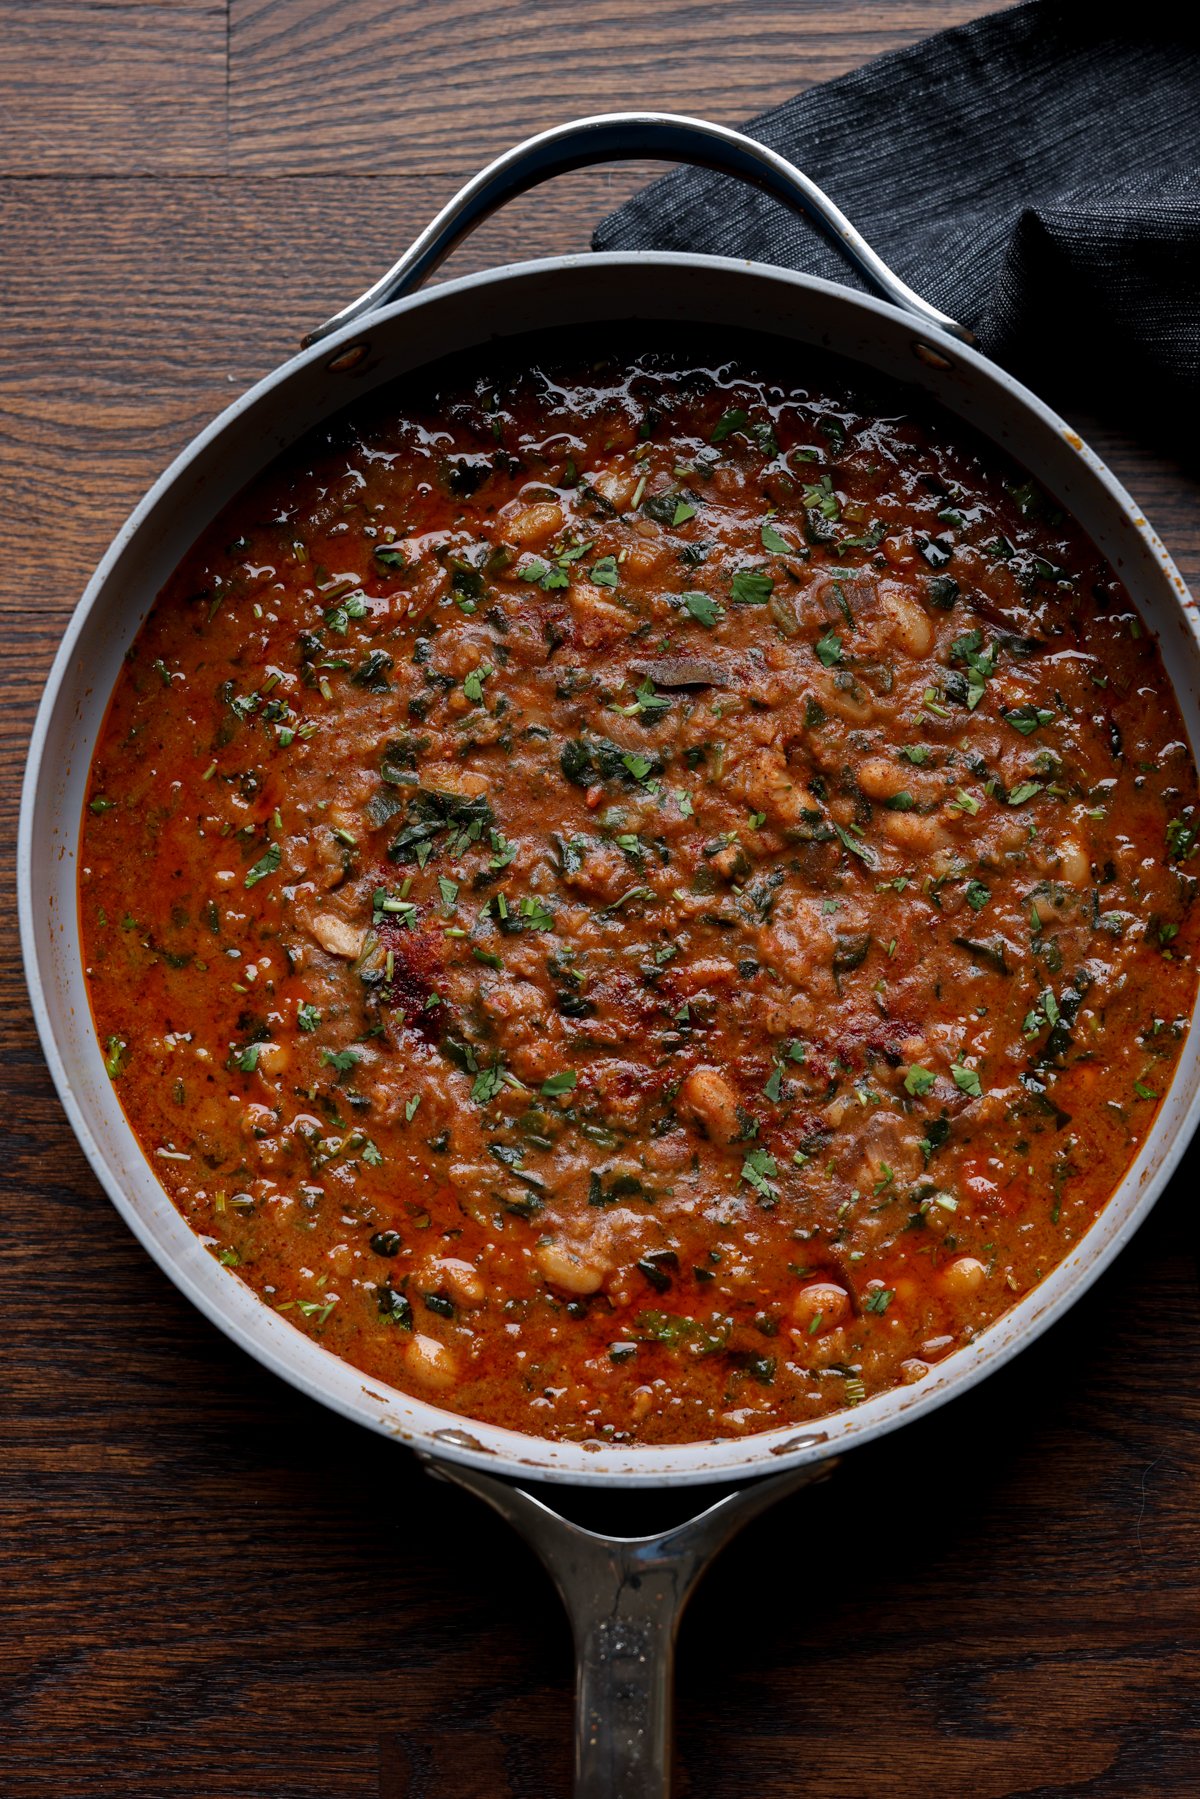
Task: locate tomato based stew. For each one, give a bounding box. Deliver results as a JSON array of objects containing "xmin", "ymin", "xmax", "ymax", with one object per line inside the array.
[{"xmin": 82, "ymin": 332, "xmax": 1199, "ymax": 1444}]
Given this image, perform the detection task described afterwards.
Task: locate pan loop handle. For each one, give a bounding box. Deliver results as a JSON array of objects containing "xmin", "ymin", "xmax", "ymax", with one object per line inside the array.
[
  {"xmin": 302, "ymin": 112, "xmax": 972, "ymax": 349},
  {"xmin": 420, "ymin": 1454, "xmax": 837, "ymax": 1799}
]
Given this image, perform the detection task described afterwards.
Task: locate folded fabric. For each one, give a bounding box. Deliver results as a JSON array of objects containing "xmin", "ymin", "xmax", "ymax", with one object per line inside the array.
[{"xmin": 594, "ymin": 0, "xmax": 1200, "ymax": 418}]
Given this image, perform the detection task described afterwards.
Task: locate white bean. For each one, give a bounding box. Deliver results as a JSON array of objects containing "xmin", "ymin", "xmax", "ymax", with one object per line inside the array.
[
  {"xmin": 310, "ymin": 912, "xmax": 364, "ymax": 959},
  {"xmin": 942, "ymin": 1255, "xmax": 987, "ymax": 1296},
  {"xmin": 679, "ymin": 1066, "xmax": 741, "ymax": 1145},
  {"xmin": 536, "ymin": 1242, "xmax": 606, "ymax": 1294},
  {"xmin": 403, "ymin": 1333, "xmax": 459, "ymax": 1390},
  {"xmin": 792, "ymin": 1282, "xmax": 851, "ymax": 1334}
]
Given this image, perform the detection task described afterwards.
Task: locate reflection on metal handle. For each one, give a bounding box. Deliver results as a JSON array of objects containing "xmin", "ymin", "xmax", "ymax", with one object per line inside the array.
[
  {"xmin": 421, "ymin": 1455, "xmax": 837, "ymax": 1798},
  {"xmin": 303, "ymin": 112, "xmax": 972, "ymax": 348}
]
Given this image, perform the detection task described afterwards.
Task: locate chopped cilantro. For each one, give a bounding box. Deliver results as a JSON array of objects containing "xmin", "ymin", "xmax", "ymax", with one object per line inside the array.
[
  {"xmin": 833, "ymin": 821, "xmax": 878, "ymax": 869},
  {"xmin": 730, "ymin": 567, "xmax": 774, "ymax": 606},
  {"xmin": 683, "ymin": 590, "xmax": 722, "ymax": 628},
  {"xmin": 471, "ymin": 1061, "xmax": 505, "ymax": 1105},
  {"xmin": 711, "ymin": 407, "xmax": 749, "ymax": 443},
  {"xmin": 740, "ymin": 1147, "xmax": 779, "ymax": 1201},
  {"xmin": 541, "ymin": 1069, "xmax": 579, "ymax": 1097},
  {"xmin": 245, "ymin": 842, "xmax": 281, "ymax": 888},
  {"xmin": 1004, "ymin": 704, "xmax": 1055, "ymax": 736},
  {"xmin": 1167, "ymin": 817, "xmax": 1197, "ymax": 861},
  {"xmin": 613, "ymin": 677, "xmax": 670, "ymax": 718}
]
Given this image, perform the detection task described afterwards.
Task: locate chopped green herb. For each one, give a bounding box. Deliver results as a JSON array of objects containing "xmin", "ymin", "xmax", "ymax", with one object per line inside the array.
[
  {"xmin": 833, "ymin": 822, "xmax": 878, "ymax": 870},
  {"xmin": 613, "ymin": 677, "xmax": 670, "ymax": 718},
  {"xmin": 471, "ymin": 1060, "xmax": 506, "ymax": 1105},
  {"xmin": 1166, "ymin": 817, "xmax": 1198, "ymax": 861},
  {"xmin": 802, "ymin": 475, "xmax": 840, "ymax": 521},
  {"xmin": 245, "ymin": 842, "xmax": 282, "ymax": 888},
  {"xmin": 541, "ymin": 1069, "xmax": 578, "ymax": 1097},
  {"xmin": 730, "ymin": 567, "xmax": 774, "ymax": 607},
  {"xmin": 463, "ymin": 663, "xmax": 491, "ymax": 703},
  {"xmin": 740, "ymin": 1147, "xmax": 779, "ymax": 1202},
  {"xmin": 1004, "ymin": 704, "xmax": 1055, "ymax": 736},
  {"xmin": 682, "ymin": 590, "xmax": 722, "ymax": 628},
  {"xmin": 711, "ymin": 407, "xmax": 749, "ymax": 443}
]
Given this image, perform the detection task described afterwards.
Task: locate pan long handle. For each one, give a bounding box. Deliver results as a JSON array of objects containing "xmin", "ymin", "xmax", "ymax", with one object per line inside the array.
[
  {"xmin": 420, "ymin": 1454, "xmax": 836, "ymax": 1798},
  {"xmin": 302, "ymin": 111, "xmax": 972, "ymax": 349}
]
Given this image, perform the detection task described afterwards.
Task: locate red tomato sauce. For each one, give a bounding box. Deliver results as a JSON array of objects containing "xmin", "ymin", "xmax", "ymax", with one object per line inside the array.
[{"xmin": 80, "ymin": 332, "xmax": 1199, "ymax": 1444}]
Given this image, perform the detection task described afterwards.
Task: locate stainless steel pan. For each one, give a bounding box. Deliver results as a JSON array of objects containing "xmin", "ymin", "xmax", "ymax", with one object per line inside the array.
[{"xmin": 20, "ymin": 114, "xmax": 1200, "ymax": 1797}]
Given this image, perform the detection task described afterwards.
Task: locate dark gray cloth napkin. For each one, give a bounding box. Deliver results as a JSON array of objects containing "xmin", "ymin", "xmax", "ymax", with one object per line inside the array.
[{"xmin": 594, "ymin": 1, "xmax": 1200, "ymax": 420}]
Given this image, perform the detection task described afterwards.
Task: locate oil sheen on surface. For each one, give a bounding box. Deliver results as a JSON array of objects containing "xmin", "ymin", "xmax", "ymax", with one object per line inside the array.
[{"xmin": 81, "ymin": 332, "xmax": 1199, "ymax": 1445}]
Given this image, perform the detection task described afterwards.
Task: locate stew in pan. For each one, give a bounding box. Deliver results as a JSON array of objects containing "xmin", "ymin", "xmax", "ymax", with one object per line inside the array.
[{"xmin": 81, "ymin": 331, "xmax": 1199, "ymax": 1443}]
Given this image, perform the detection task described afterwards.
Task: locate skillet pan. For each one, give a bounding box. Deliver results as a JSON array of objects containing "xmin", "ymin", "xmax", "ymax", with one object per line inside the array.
[{"xmin": 20, "ymin": 114, "xmax": 1200, "ymax": 1796}]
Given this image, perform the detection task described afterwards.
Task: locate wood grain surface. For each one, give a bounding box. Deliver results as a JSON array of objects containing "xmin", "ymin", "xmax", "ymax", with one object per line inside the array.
[{"xmin": 4, "ymin": 5, "xmax": 1200, "ymax": 1795}]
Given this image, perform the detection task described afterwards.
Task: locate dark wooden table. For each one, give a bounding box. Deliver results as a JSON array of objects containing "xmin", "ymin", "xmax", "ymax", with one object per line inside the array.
[{"xmin": 5, "ymin": 5, "xmax": 1200, "ymax": 1794}]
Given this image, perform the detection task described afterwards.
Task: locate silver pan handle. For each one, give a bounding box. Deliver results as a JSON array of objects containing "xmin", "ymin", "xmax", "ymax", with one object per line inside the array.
[
  {"xmin": 422, "ymin": 1454, "xmax": 837, "ymax": 1798},
  {"xmin": 303, "ymin": 111, "xmax": 972, "ymax": 348}
]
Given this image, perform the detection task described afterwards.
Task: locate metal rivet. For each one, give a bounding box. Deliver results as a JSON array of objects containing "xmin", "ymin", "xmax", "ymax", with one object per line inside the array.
[
  {"xmin": 327, "ymin": 341, "xmax": 370, "ymax": 373},
  {"xmin": 913, "ymin": 340, "xmax": 954, "ymax": 371}
]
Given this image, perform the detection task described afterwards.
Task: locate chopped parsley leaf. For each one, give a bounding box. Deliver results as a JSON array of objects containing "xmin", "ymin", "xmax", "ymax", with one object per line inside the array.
[{"xmin": 682, "ymin": 590, "xmax": 722, "ymax": 628}]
